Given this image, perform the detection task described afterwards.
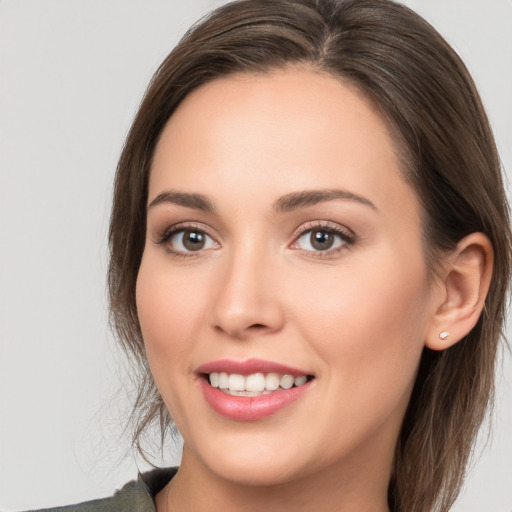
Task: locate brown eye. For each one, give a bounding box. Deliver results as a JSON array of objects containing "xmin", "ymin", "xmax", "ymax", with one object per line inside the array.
[
  {"xmin": 310, "ymin": 231, "xmax": 335, "ymax": 251},
  {"xmin": 182, "ymin": 231, "xmax": 206, "ymax": 251},
  {"xmin": 167, "ymin": 229, "xmax": 218, "ymax": 254},
  {"xmin": 293, "ymin": 225, "xmax": 352, "ymax": 254}
]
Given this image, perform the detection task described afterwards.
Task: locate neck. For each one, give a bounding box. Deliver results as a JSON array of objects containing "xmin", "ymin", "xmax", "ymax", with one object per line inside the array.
[{"xmin": 156, "ymin": 444, "xmax": 392, "ymax": 512}]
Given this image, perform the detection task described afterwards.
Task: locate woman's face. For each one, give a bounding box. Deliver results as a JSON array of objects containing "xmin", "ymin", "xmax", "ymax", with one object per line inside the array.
[{"xmin": 137, "ymin": 68, "xmax": 438, "ymax": 486}]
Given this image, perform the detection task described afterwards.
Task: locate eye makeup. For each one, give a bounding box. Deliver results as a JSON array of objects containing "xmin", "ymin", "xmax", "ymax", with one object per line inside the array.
[
  {"xmin": 289, "ymin": 220, "xmax": 357, "ymax": 259},
  {"xmin": 154, "ymin": 222, "xmax": 220, "ymax": 258},
  {"xmin": 153, "ymin": 218, "xmax": 357, "ymax": 260}
]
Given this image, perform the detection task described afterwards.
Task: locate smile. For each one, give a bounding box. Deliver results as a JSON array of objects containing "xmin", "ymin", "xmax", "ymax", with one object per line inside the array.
[
  {"xmin": 208, "ymin": 372, "xmax": 309, "ymax": 396},
  {"xmin": 196, "ymin": 359, "xmax": 315, "ymax": 420}
]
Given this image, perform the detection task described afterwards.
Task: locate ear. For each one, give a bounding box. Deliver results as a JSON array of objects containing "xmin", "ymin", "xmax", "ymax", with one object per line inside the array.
[{"xmin": 426, "ymin": 232, "xmax": 493, "ymax": 351}]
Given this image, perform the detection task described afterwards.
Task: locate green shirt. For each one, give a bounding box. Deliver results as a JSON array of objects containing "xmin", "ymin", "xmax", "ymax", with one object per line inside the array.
[{"xmin": 31, "ymin": 468, "xmax": 177, "ymax": 512}]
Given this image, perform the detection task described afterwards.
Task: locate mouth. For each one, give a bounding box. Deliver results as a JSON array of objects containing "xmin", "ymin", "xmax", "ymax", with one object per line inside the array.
[
  {"xmin": 196, "ymin": 359, "xmax": 315, "ymax": 420},
  {"xmin": 204, "ymin": 372, "xmax": 312, "ymax": 397}
]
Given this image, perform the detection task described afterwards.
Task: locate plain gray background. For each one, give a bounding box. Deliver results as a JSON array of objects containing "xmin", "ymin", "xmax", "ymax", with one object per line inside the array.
[{"xmin": 1, "ymin": 0, "xmax": 511, "ymax": 510}]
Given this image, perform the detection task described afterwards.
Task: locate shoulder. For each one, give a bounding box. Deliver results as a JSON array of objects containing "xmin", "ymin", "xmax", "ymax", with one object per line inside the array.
[{"xmin": 24, "ymin": 468, "xmax": 178, "ymax": 512}]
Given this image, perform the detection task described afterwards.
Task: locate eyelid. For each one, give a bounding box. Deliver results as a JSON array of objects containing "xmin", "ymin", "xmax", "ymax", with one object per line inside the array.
[
  {"xmin": 290, "ymin": 220, "xmax": 355, "ymax": 241},
  {"xmin": 289, "ymin": 220, "xmax": 356, "ymax": 255},
  {"xmin": 154, "ymin": 222, "xmax": 220, "ymax": 252},
  {"xmin": 153, "ymin": 220, "xmax": 355, "ymax": 258}
]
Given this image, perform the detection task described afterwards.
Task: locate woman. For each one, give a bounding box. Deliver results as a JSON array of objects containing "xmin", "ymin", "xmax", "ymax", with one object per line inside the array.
[
  {"xmin": 21, "ymin": 0, "xmax": 512, "ymax": 511},
  {"xmin": 108, "ymin": 0, "xmax": 511, "ymax": 510}
]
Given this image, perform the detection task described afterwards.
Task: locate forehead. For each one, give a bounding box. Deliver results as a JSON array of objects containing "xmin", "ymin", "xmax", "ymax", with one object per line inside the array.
[{"xmin": 149, "ymin": 67, "xmax": 415, "ymax": 217}]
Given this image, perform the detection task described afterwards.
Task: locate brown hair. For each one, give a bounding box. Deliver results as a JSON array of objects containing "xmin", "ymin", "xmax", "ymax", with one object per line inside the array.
[{"xmin": 108, "ymin": 1, "xmax": 511, "ymax": 510}]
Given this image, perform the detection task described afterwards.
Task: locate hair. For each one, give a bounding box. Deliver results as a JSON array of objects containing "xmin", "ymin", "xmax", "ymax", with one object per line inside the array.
[{"xmin": 108, "ymin": 0, "xmax": 511, "ymax": 510}]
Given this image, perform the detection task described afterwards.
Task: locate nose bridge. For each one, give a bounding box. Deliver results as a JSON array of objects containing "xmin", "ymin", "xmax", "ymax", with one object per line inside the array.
[{"xmin": 210, "ymin": 237, "xmax": 283, "ymax": 338}]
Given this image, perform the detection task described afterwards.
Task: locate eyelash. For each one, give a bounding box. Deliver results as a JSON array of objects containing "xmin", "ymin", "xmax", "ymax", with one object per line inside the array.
[
  {"xmin": 155, "ymin": 223, "xmax": 218, "ymax": 258},
  {"xmin": 291, "ymin": 221, "xmax": 356, "ymax": 258},
  {"xmin": 154, "ymin": 221, "xmax": 356, "ymax": 258}
]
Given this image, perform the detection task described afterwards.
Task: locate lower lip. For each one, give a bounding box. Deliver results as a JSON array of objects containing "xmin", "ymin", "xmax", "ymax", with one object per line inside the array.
[{"xmin": 199, "ymin": 378, "xmax": 312, "ymax": 421}]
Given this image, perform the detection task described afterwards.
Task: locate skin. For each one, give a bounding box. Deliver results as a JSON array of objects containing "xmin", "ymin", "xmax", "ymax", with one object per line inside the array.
[{"xmin": 136, "ymin": 67, "xmax": 488, "ymax": 511}]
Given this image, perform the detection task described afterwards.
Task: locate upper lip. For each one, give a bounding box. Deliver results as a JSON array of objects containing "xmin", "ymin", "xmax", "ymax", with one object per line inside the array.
[{"xmin": 196, "ymin": 358, "xmax": 312, "ymax": 377}]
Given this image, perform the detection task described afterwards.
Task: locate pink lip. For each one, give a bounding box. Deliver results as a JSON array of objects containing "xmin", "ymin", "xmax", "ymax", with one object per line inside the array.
[
  {"xmin": 199, "ymin": 379, "xmax": 312, "ymax": 421},
  {"xmin": 196, "ymin": 359, "xmax": 314, "ymax": 421}
]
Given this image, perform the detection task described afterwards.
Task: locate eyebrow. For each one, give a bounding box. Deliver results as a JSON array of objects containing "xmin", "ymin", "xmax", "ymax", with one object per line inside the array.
[
  {"xmin": 148, "ymin": 190, "xmax": 215, "ymax": 212},
  {"xmin": 147, "ymin": 188, "xmax": 376, "ymax": 213},
  {"xmin": 273, "ymin": 189, "xmax": 377, "ymax": 212}
]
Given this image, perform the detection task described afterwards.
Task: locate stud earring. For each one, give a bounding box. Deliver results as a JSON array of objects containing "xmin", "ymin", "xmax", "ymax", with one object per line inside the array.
[{"xmin": 439, "ymin": 331, "xmax": 449, "ymax": 340}]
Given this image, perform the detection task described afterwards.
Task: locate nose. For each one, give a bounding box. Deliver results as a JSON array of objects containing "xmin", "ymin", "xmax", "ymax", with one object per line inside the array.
[{"xmin": 209, "ymin": 248, "xmax": 285, "ymax": 339}]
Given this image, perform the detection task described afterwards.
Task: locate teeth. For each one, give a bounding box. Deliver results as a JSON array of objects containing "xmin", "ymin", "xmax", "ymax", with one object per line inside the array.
[
  {"xmin": 209, "ymin": 372, "xmax": 220, "ymax": 388},
  {"xmin": 280, "ymin": 374, "xmax": 295, "ymax": 389},
  {"xmin": 228, "ymin": 373, "xmax": 245, "ymax": 391},
  {"xmin": 265, "ymin": 373, "xmax": 280, "ymax": 391},
  {"xmin": 208, "ymin": 372, "xmax": 310, "ymax": 394},
  {"xmin": 218, "ymin": 372, "xmax": 229, "ymax": 389},
  {"xmin": 246, "ymin": 372, "xmax": 265, "ymax": 392},
  {"xmin": 294, "ymin": 375, "xmax": 307, "ymax": 386}
]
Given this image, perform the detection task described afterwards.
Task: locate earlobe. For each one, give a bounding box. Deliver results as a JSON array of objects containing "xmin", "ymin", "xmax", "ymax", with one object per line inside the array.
[{"xmin": 425, "ymin": 233, "xmax": 493, "ymax": 351}]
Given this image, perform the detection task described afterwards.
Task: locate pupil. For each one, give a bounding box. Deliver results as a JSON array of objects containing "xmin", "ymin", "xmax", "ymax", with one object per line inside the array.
[
  {"xmin": 183, "ymin": 231, "xmax": 205, "ymax": 251},
  {"xmin": 311, "ymin": 231, "xmax": 333, "ymax": 251}
]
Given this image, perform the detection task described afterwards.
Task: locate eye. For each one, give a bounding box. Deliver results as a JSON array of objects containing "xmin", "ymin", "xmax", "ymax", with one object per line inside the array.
[
  {"xmin": 295, "ymin": 230, "xmax": 344, "ymax": 251},
  {"xmin": 157, "ymin": 226, "xmax": 219, "ymax": 255},
  {"xmin": 291, "ymin": 223, "xmax": 355, "ymax": 255},
  {"xmin": 172, "ymin": 230, "xmax": 216, "ymax": 252}
]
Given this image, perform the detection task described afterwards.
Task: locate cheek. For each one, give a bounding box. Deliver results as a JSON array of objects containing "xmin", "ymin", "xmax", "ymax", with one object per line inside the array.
[
  {"xmin": 135, "ymin": 251, "xmax": 218, "ymax": 433},
  {"xmin": 289, "ymin": 250, "xmax": 430, "ymax": 400},
  {"xmin": 135, "ymin": 253, "xmax": 205, "ymax": 376}
]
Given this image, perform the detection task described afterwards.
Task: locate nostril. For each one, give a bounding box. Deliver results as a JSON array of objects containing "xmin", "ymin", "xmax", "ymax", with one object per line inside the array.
[{"xmin": 249, "ymin": 323, "xmax": 266, "ymax": 329}]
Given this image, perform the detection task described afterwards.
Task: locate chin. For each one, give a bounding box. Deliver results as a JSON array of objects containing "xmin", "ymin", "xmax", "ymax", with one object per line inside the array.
[
  {"xmin": 183, "ymin": 428, "xmax": 316, "ymax": 487},
  {"xmin": 208, "ymin": 456, "xmax": 311, "ymax": 487}
]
